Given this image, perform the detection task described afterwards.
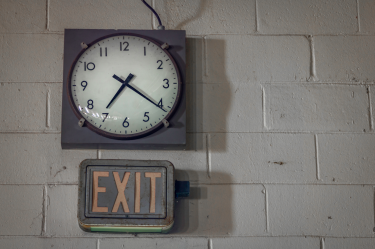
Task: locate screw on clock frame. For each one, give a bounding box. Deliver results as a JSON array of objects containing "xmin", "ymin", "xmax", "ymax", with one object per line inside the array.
[
  {"xmin": 80, "ymin": 42, "xmax": 88, "ymax": 49},
  {"xmin": 162, "ymin": 119, "xmax": 169, "ymax": 128},
  {"xmin": 161, "ymin": 43, "xmax": 169, "ymax": 50},
  {"xmin": 78, "ymin": 118, "xmax": 86, "ymax": 127}
]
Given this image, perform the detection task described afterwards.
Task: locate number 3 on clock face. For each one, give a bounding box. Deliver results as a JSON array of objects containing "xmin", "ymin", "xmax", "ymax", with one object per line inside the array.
[{"xmin": 67, "ymin": 34, "xmax": 182, "ymax": 139}]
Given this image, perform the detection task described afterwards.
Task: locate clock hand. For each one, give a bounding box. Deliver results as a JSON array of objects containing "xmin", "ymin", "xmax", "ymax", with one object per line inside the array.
[
  {"xmin": 112, "ymin": 74, "xmax": 167, "ymax": 112},
  {"xmin": 106, "ymin": 73, "xmax": 134, "ymax": 109}
]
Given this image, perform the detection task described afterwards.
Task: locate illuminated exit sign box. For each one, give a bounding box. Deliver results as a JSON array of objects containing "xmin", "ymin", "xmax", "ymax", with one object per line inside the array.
[{"xmin": 78, "ymin": 159, "xmax": 177, "ymax": 233}]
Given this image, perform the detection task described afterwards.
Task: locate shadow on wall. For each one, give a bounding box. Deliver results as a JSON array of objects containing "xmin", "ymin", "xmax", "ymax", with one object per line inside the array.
[
  {"xmin": 186, "ymin": 37, "xmax": 231, "ymax": 152},
  {"xmin": 171, "ymin": 170, "xmax": 233, "ymax": 235}
]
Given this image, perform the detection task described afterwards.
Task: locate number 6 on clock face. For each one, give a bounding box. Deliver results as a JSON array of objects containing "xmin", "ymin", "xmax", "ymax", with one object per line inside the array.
[{"xmin": 67, "ymin": 34, "xmax": 182, "ymax": 139}]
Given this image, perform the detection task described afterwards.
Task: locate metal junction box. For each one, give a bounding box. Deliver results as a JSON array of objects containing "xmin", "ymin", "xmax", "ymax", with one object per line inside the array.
[{"xmin": 78, "ymin": 159, "xmax": 175, "ymax": 233}]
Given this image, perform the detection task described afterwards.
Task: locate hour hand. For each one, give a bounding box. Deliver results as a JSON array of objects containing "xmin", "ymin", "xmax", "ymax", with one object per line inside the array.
[
  {"xmin": 106, "ymin": 73, "xmax": 134, "ymax": 109},
  {"xmin": 113, "ymin": 74, "xmax": 124, "ymax": 84}
]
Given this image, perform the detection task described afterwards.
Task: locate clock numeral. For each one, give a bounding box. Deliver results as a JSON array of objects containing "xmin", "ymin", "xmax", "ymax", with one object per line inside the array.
[
  {"xmin": 81, "ymin": 81, "xmax": 88, "ymax": 91},
  {"xmin": 143, "ymin": 112, "xmax": 150, "ymax": 122},
  {"xmin": 157, "ymin": 60, "xmax": 163, "ymax": 69},
  {"xmin": 158, "ymin": 98, "xmax": 163, "ymax": 108},
  {"xmin": 120, "ymin": 42, "xmax": 129, "ymax": 51},
  {"xmin": 163, "ymin": 79, "xmax": 169, "ymax": 89},
  {"xmin": 100, "ymin": 47, "xmax": 107, "ymax": 57},
  {"xmin": 144, "ymin": 47, "xmax": 146, "ymax": 56},
  {"xmin": 87, "ymin": 99, "xmax": 94, "ymax": 109},
  {"xmin": 102, "ymin": 113, "xmax": 109, "ymax": 122},
  {"xmin": 84, "ymin": 62, "xmax": 95, "ymax": 71},
  {"xmin": 122, "ymin": 117, "xmax": 129, "ymax": 128}
]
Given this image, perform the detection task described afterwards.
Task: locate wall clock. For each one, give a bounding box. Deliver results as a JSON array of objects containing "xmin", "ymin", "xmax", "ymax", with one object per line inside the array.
[{"xmin": 61, "ymin": 29, "xmax": 186, "ymax": 150}]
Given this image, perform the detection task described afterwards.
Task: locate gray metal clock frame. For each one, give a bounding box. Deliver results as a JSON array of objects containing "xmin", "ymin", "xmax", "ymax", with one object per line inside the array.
[{"xmin": 61, "ymin": 29, "xmax": 186, "ymax": 150}]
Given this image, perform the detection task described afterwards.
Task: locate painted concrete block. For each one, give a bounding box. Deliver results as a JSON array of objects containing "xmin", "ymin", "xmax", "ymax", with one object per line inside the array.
[
  {"xmin": 46, "ymin": 185, "xmax": 136, "ymax": 237},
  {"xmin": 0, "ymin": 185, "xmax": 43, "ymax": 235},
  {"xmin": 268, "ymin": 185, "xmax": 374, "ymax": 236},
  {"xmin": 169, "ymin": 184, "xmax": 266, "ymax": 236},
  {"xmin": 358, "ymin": 0, "xmax": 375, "ymax": 34},
  {"xmin": 205, "ymin": 35, "xmax": 310, "ymax": 84},
  {"xmin": 371, "ymin": 85, "xmax": 375, "ymax": 130},
  {"xmin": 0, "ymin": 0, "xmax": 46, "ymax": 33},
  {"xmin": 315, "ymin": 36, "xmax": 375, "ymax": 82},
  {"xmin": 0, "ymin": 134, "xmax": 95, "ymax": 184},
  {"xmin": 258, "ymin": 0, "xmax": 357, "ymax": 34},
  {"xmin": 0, "ymin": 34, "xmax": 63, "ymax": 82},
  {"xmin": 49, "ymin": 0, "xmax": 151, "ymax": 32},
  {"xmin": 265, "ymin": 84, "xmax": 369, "ymax": 132},
  {"xmin": 212, "ymin": 237, "xmax": 319, "ymax": 249},
  {"xmin": 0, "ymin": 237, "xmax": 96, "ymax": 249},
  {"xmin": 100, "ymin": 238, "xmax": 207, "ymax": 249},
  {"xmin": 318, "ymin": 134, "xmax": 375, "ymax": 184},
  {"xmin": 101, "ymin": 133, "xmax": 207, "ymax": 183},
  {"xmin": 210, "ymin": 133, "xmax": 316, "ymax": 183},
  {"xmin": 156, "ymin": 0, "xmax": 256, "ymax": 35},
  {"xmin": 47, "ymin": 185, "xmax": 89, "ymax": 237},
  {"xmin": 49, "ymin": 83, "xmax": 62, "ymax": 131},
  {"xmin": 325, "ymin": 238, "xmax": 375, "ymax": 249},
  {"xmin": 0, "ymin": 83, "xmax": 47, "ymax": 131},
  {"xmin": 188, "ymin": 83, "xmax": 263, "ymax": 132}
]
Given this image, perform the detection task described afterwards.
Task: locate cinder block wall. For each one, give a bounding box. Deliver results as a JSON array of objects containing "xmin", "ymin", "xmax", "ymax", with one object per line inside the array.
[{"xmin": 1, "ymin": 0, "xmax": 374, "ymax": 248}]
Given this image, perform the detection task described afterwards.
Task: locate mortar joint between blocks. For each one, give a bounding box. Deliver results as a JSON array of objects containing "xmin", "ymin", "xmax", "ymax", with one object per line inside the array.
[
  {"xmin": 41, "ymin": 185, "xmax": 47, "ymax": 236},
  {"xmin": 208, "ymin": 238, "xmax": 213, "ymax": 249},
  {"xmin": 46, "ymin": 88, "xmax": 51, "ymax": 129},
  {"xmin": 356, "ymin": 0, "xmax": 361, "ymax": 33},
  {"xmin": 46, "ymin": 0, "xmax": 50, "ymax": 31},
  {"xmin": 206, "ymin": 133, "xmax": 211, "ymax": 179},
  {"xmin": 307, "ymin": 35, "xmax": 318, "ymax": 82},
  {"xmin": 367, "ymin": 85, "xmax": 373, "ymax": 131},
  {"xmin": 314, "ymin": 134, "xmax": 321, "ymax": 181},
  {"xmin": 261, "ymin": 184, "xmax": 269, "ymax": 233},
  {"xmin": 255, "ymin": 0, "xmax": 259, "ymax": 33}
]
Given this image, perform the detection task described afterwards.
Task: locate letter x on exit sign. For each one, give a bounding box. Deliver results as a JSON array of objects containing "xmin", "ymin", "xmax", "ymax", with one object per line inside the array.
[{"xmin": 78, "ymin": 159, "xmax": 184, "ymax": 233}]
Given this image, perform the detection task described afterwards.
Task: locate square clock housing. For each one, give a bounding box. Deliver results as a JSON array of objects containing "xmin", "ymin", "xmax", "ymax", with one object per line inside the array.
[{"xmin": 61, "ymin": 29, "xmax": 186, "ymax": 150}]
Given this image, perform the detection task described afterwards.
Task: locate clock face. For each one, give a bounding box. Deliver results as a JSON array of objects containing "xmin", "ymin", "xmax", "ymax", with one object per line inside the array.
[{"xmin": 68, "ymin": 34, "xmax": 181, "ymax": 139}]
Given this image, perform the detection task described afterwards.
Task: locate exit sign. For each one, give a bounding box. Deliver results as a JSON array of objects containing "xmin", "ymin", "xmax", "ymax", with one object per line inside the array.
[{"xmin": 78, "ymin": 159, "xmax": 175, "ymax": 233}]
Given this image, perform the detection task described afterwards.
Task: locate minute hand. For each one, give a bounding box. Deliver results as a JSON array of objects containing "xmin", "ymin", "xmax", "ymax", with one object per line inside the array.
[{"xmin": 112, "ymin": 75, "xmax": 167, "ymax": 112}]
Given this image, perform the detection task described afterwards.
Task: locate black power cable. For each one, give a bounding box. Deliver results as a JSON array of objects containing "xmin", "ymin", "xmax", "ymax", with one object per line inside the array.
[{"xmin": 141, "ymin": 0, "xmax": 165, "ymax": 30}]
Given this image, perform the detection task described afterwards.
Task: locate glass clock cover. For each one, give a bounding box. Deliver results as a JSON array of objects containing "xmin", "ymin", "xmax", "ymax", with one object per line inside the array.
[{"xmin": 68, "ymin": 34, "xmax": 181, "ymax": 139}]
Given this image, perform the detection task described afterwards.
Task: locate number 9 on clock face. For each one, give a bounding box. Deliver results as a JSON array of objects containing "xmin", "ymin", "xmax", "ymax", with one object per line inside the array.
[{"xmin": 68, "ymin": 34, "xmax": 182, "ymax": 139}]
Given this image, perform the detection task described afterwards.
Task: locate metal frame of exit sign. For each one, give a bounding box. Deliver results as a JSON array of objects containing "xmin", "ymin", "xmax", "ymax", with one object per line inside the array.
[{"xmin": 78, "ymin": 159, "xmax": 174, "ymax": 233}]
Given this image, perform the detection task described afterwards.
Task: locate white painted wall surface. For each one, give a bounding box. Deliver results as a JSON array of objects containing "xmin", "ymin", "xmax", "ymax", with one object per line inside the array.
[{"xmin": 0, "ymin": 0, "xmax": 375, "ymax": 248}]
